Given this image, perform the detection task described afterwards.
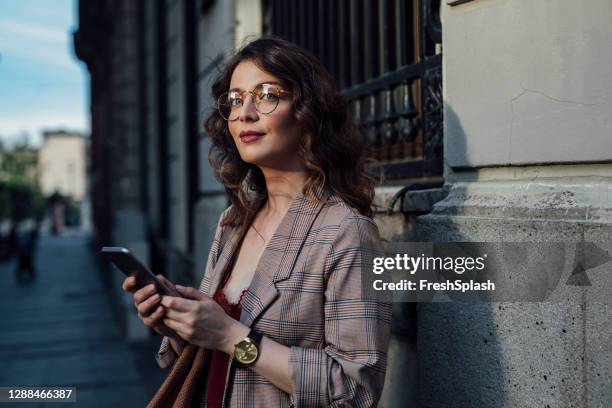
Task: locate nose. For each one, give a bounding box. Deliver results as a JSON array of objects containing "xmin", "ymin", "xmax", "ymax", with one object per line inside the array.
[{"xmin": 238, "ymin": 92, "xmax": 259, "ymax": 122}]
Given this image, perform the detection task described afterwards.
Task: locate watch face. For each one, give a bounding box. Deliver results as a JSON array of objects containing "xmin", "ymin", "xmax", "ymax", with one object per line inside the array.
[{"xmin": 235, "ymin": 340, "xmax": 258, "ymax": 364}]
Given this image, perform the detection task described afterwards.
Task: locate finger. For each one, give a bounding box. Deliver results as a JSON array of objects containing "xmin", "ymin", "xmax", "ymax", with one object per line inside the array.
[
  {"xmin": 133, "ymin": 283, "xmax": 157, "ymax": 304},
  {"xmin": 163, "ymin": 317, "xmax": 189, "ymax": 337},
  {"xmin": 157, "ymin": 274, "xmax": 176, "ymax": 290},
  {"xmin": 143, "ymin": 305, "xmax": 165, "ymax": 325},
  {"xmin": 122, "ymin": 276, "xmax": 137, "ymax": 292},
  {"xmin": 164, "ymin": 308, "xmax": 192, "ymax": 323},
  {"xmin": 137, "ymin": 293, "xmax": 161, "ymax": 317},
  {"xmin": 160, "ymin": 295, "xmax": 197, "ymax": 312},
  {"xmin": 175, "ymin": 285, "xmax": 206, "ymax": 301}
]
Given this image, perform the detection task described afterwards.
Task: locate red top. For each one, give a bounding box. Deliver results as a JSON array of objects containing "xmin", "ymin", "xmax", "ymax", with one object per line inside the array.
[{"xmin": 206, "ymin": 271, "xmax": 248, "ymax": 408}]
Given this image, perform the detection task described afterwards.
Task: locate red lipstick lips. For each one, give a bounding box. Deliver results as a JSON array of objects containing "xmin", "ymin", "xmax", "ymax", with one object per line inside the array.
[{"xmin": 239, "ymin": 130, "xmax": 265, "ymax": 143}]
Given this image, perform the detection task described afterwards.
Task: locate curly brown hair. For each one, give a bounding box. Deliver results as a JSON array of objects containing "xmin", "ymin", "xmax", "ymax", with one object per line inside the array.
[{"xmin": 204, "ymin": 36, "xmax": 374, "ymax": 229}]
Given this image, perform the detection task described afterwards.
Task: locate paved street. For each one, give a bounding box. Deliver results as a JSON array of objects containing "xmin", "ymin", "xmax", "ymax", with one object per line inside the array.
[{"xmin": 0, "ymin": 231, "xmax": 166, "ymax": 407}]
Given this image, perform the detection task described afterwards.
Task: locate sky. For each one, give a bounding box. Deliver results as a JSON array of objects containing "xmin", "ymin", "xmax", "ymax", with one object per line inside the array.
[{"xmin": 0, "ymin": 0, "xmax": 88, "ymax": 147}]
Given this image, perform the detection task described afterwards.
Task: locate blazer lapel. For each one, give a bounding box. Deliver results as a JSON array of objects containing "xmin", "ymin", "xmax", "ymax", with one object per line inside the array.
[
  {"xmin": 204, "ymin": 201, "xmax": 263, "ymax": 297},
  {"xmin": 204, "ymin": 227, "xmax": 238, "ymax": 297},
  {"xmin": 240, "ymin": 185, "xmax": 332, "ymax": 327}
]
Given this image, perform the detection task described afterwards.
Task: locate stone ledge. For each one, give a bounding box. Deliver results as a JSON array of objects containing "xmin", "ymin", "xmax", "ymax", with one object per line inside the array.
[
  {"xmin": 428, "ymin": 177, "xmax": 612, "ymax": 222},
  {"xmin": 402, "ymin": 188, "xmax": 448, "ymax": 213},
  {"xmin": 374, "ymin": 185, "xmax": 447, "ymax": 214},
  {"xmin": 373, "ymin": 186, "xmax": 405, "ymax": 213},
  {"xmin": 446, "ymin": 0, "xmax": 475, "ymax": 6}
]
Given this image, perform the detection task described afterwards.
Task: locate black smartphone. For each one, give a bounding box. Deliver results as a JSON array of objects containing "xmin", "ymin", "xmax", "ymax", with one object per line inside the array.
[{"xmin": 101, "ymin": 246, "xmax": 181, "ymax": 297}]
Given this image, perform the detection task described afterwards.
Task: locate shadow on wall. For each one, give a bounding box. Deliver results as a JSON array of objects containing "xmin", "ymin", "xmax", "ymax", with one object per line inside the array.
[{"xmin": 414, "ymin": 105, "xmax": 506, "ymax": 408}]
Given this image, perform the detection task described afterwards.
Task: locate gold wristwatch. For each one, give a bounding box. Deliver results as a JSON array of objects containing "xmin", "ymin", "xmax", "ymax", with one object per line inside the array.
[{"xmin": 233, "ymin": 329, "xmax": 263, "ymax": 368}]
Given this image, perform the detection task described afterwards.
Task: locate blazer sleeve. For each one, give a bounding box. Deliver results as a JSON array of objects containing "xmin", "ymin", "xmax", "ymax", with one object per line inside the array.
[
  {"xmin": 288, "ymin": 213, "xmax": 392, "ymax": 407},
  {"xmin": 155, "ymin": 207, "xmax": 229, "ymax": 368}
]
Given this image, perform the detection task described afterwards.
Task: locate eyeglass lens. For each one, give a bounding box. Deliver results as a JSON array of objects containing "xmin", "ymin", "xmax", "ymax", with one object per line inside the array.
[{"xmin": 218, "ymin": 83, "xmax": 282, "ymax": 121}]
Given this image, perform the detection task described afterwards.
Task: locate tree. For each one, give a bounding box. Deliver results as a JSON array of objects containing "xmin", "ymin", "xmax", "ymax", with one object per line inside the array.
[{"xmin": 0, "ymin": 138, "xmax": 43, "ymax": 225}]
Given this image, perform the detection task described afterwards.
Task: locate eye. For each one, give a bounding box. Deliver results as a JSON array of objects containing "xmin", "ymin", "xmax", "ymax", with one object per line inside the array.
[
  {"xmin": 229, "ymin": 95, "xmax": 243, "ymax": 106},
  {"xmin": 259, "ymin": 90, "xmax": 279, "ymax": 102}
]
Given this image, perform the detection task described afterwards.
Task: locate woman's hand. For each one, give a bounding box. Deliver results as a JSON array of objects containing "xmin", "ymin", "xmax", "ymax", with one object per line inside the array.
[
  {"xmin": 122, "ymin": 275, "xmax": 182, "ymax": 341},
  {"xmin": 160, "ymin": 286, "xmax": 249, "ymax": 354}
]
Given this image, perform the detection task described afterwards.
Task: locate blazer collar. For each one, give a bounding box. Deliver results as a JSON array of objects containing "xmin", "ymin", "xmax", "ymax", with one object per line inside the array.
[{"xmin": 207, "ymin": 184, "xmax": 332, "ymax": 327}]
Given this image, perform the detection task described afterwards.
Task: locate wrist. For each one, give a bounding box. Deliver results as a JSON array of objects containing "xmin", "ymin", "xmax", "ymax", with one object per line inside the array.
[{"xmin": 223, "ymin": 320, "xmax": 250, "ymax": 355}]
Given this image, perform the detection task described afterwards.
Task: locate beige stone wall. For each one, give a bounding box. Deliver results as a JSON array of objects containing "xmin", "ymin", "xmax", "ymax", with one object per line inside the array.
[{"xmin": 38, "ymin": 132, "xmax": 86, "ymax": 201}]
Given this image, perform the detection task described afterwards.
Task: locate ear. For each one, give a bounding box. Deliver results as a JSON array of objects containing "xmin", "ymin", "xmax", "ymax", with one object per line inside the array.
[{"xmin": 299, "ymin": 132, "xmax": 313, "ymax": 156}]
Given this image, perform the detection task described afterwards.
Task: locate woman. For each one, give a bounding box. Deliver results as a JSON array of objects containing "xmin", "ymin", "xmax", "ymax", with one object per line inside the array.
[{"xmin": 123, "ymin": 36, "xmax": 391, "ymax": 407}]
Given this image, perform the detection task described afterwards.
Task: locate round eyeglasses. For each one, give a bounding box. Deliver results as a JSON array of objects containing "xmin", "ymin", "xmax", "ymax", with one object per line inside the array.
[{"xmin": 217, "ymin": 83, "xmax": 291, "ymax": 121}]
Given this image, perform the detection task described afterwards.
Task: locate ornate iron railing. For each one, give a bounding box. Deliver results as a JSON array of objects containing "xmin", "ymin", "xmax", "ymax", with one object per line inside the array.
[{"xmin": 263, "ymin": 0, "xmax": 443, "ymax": 182}]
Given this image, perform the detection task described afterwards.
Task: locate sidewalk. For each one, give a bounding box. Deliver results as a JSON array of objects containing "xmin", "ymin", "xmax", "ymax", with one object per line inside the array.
[{"xmin": 0, "ymin": 231, "xmax": 166, "ymax": 407}]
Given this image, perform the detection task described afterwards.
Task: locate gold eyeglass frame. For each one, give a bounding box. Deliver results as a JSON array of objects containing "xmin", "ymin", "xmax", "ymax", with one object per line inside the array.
[{"xmin": 217, "ymin": 83, "xmax": 292, "ymax": 121}]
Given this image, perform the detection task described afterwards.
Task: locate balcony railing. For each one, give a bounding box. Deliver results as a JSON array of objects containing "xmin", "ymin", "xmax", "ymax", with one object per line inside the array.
[{"xmin": 263, "ymin": 0, "xmax": 443, "ymax": 182}]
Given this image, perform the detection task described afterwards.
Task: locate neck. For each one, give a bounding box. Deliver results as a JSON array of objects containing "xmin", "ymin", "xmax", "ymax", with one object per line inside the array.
[{"xmin": 258, "ymin": 164, "xmax": 308, "ymax": 218}]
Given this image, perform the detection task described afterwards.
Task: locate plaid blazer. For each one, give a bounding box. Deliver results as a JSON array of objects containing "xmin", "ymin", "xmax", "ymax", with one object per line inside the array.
[{"xmin": 155, "ymin": 187, "xmax": 392, "ymax": 407}]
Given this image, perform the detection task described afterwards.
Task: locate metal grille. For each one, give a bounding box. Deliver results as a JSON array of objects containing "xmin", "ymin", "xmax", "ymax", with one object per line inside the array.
[{"xmin": 263, "ymin": 0, "xmax": 443, "ymax": 182}]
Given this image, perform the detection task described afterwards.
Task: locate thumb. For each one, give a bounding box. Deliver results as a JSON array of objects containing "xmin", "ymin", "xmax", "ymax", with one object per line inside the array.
[
  {"xmin": 176, "ymin": 285, "xmax": 205, "ymax": 300},
  {"xmin": 157, "ymin": 274, "xmax": 176, "ymax": 290}
]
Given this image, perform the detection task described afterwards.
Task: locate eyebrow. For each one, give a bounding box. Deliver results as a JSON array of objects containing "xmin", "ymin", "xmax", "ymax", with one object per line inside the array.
[{"xmin": 229, "ymin": 81, "xmax": 283, "ymax": 92}]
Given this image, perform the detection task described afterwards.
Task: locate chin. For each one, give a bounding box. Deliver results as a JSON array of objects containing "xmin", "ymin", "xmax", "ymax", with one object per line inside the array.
[
  {"xmin": 241, "ymin": 156, "xmax": 276, "ymax": 167},
  {"xmin": 238, "ymin": 151, "xmax": 270, "ymax": 166},
  {"xmin": 239, "ymin": 152, "xmax": 288, "ymax": 169}
]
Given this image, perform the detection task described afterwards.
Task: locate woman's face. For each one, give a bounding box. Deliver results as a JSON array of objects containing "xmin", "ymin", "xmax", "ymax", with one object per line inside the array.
[{"xmin": 226, "ymin": 60, "xmax": 304, "ymax": 169}]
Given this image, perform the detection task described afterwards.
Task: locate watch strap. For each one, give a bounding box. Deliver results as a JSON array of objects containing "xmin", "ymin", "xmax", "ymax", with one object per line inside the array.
[{"xmin": 246, "ymin": 329, "xmax": 262, "ymax": 347}]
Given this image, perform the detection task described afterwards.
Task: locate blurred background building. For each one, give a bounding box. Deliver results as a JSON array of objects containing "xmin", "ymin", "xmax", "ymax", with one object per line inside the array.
[
  {"xmin": 39, "ymin": 130, "xmax": 86, "ymax": 201},
  {"xmin": 37, "ymin": 130, "xmax": 89, "ymax": 232},
  {"xmin": 73, "ymin": 0, "xmax": 612, "ymax": 407}
]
